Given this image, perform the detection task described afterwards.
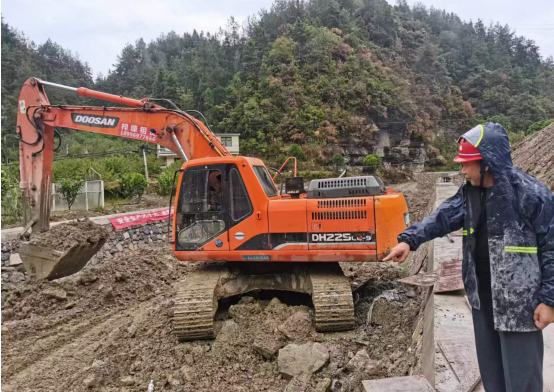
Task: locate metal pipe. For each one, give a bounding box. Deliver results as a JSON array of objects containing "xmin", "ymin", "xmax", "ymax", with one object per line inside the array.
[
  {"xmin": 171, "ymin": 133, "xmax": 188, "ymax": 161},
  {"xmin": 35, "ymin": 79, "xmax": 78, "ymax": 92}
]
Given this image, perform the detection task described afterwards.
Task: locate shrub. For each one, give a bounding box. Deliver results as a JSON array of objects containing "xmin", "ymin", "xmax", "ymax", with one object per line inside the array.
[
  {"xmin": 507, "ymin": 132, "xmax": 526, "ymax": 145},
  {"xmin": 157, "ymin": 161, "xmax": 184, "ymax": 196},
  {"xmin": 363, "ymin": 154, "xmax": 381, "ymax": 167},
  {"xmin": 59, "ymin": 178, "xmax": 84, "ymax": 210},
  {"xmin": 121, "ymin": 173, "xmax": 148, "ymax": 200},
  {"xmin": 288, "ymin": 144, "xmax": 307, "ymax": 161},
  {"xmin": 526, "ymin": 119, "xmax": 554, "ymax": 135},
  {"xmin": 329, "ymin": 153, "xmax": 345, "ymax": 171}
]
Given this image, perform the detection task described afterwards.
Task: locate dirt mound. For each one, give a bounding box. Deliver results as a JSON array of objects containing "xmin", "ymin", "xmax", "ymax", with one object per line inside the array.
[
  {"xmin": 512, "ymin": 123, "xmax": 554, "ymax": 191},
  {"xmin": 31, "ymin": 220, "xmax": 110, "ymax": 251}
]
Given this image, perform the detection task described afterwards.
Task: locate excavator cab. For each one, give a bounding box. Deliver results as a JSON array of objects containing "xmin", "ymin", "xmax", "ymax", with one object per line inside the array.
[{"xmin": 174, "ymin": 163, "xmax": 251, "ymax": 251}]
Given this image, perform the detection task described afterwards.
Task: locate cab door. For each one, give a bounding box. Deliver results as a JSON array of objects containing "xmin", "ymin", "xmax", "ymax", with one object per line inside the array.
[{"xmin": 174, "ymin": 164, "xmax": 230, "ymax": 251}]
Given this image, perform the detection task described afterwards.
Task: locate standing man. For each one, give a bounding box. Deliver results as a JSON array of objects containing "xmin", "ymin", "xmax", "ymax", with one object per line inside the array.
[{"xmin": 384, "ymin": 123, "xmax": 554, "ymax": 391}]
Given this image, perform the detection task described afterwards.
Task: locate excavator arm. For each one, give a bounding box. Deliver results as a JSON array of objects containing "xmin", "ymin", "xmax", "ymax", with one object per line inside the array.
[{"xmin": 17, "ymin": 77, "xmax": 231, "ymax": 235}]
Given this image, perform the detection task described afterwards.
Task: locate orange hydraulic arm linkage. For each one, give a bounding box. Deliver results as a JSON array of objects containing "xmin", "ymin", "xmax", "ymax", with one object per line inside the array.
[{"xmin": 17, "ymin": 77, "xmax": 231, "ymax": 234}]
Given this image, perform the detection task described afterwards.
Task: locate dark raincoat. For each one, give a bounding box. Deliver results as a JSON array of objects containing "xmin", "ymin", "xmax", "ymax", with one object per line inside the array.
[{"xmin": 398, "ymin": 122, "xmax": 554, "ymax": 332}]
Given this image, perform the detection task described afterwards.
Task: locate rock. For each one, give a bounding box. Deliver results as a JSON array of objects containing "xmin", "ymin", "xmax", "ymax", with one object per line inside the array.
[
  {"xmin": 120, "ymin": 376, "xmax": 135, "ymax": 386},
  {"xmin": 167, "ymin": 374, "xmax": 181, "ymax": 387},
  {"xmin": 65, "ymin": 302, "xmax": 76, "ymax": 310},
  {"xmin": 330, "ymin": 379, "xmax": 343, "ymax": 392},
  {"xmin": 115, "ymin": 272, "xmax": 128, "ymax": 282},
  {"xmin": 285, "ymin": 377, "xmax": 309, "ymax": 392},
  {"xmin": 184, "ymin": 354, "xmax": 194, "ymax": 366},
  {"xmin": 128, "ymin": 324, "xmax": 138, "ymax": 338},
  {"xmin": 80, "ymin": 270, "xmax": 98, "ymax": 285},
  {"xmin": 405, "ymin": 289, "xmax": 416, "ymax": 298},
  {"xmin": 44, "ymin": 287, "xmax": 67, "ymax": 301},
  {"xmin": 83, "ymin": 374, "xmax": 98, "ymax": 388},
  {"xmin": 1, "ymin": 266, "xmax": 16, "ymax": 272},
  {"xmin": 268, "ymin": 297, "xmax": 282, "ymax": 307},
  {"xmin": 10, "ymin": 272, "xmax": 25, "ymax": 283},
  {"xmin": 315, "ymin": 378, "xmax": 332, "ymax": 392},
  {"xmin": 238, "ymin": 296, "xmax": 255, "ymax": 304},
  {"xmin": 2, "ymin": 252, "xmax": 10, "ymax": 262},
  {"xmin": 253, "ymin": 332, "xmax": 286, "ymax": 359},
  {"xmin": 92, "ymin": 359, "xmax": 105, "ymax": 368},
  {"xmin": 345, "ymin": 349, "xmax": 379, "ymax": 375},
  {"xmin": 116, "ymin": 243, "xmax": 124, "ymax": 252},
  {"xmin": 278, "ymin": 342, "xmax": 329, "ymax": 380},
  {"xmin": 8, "ymin": 253, "xmax": 22, "ymax": 266},
  {"xmin": 217, "ymin": 319, "xmax": 239, "ymax": 342},
  {"xmin": 123, "ymin": 232, "xmax": 130, "ymax": 240},
  {"xmin": 2, "ymin": 309, "xmax": 15, "ymax": 320},
  {"xmin": 180, "ymin": 365, "xmax": 193, "ymax": 382},
  {"xmin": 278, "ymin": 310, "xmax": 313, "ymax": 339}
]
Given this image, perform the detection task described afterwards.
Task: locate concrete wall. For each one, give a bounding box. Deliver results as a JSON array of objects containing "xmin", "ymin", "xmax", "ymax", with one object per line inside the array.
[{"xmin": 51, "ymin": 180, "xmax": 104, "ymax": 211}]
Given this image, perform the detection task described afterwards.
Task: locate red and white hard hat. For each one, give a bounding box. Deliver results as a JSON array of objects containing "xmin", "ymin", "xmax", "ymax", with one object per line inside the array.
[{"xmin": 453, "ymin": 138, "xmax": 482, "ymax": 163}]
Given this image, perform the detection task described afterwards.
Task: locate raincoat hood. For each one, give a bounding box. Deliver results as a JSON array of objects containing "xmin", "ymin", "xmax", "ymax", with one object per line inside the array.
[{"xmin": 460, "ymin": 122, "xmax": 513, "ymax": 176}]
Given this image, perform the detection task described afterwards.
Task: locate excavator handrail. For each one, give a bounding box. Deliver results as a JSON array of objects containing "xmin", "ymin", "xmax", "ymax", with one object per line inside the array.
[{"xmin": 272, "ymin": 156, "xmax": 297, "ymax": 181}]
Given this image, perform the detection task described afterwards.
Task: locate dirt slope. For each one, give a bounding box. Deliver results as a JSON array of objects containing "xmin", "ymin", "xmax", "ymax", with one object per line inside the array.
[{"xmin": 512, "ymin": 123, "xmax": 554, "ymax": 192}]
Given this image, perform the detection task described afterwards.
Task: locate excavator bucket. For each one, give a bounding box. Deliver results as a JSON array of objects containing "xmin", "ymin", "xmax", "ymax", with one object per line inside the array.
[{"xmin": 18, "ymin": 237, "xmax": 107, "ymax": 280}]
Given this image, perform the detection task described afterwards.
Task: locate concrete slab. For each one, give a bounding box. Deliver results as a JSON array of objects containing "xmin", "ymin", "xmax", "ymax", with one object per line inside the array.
[{"xmin": 363, "ymin": 375, "xmax": 435, "ymax": 391}]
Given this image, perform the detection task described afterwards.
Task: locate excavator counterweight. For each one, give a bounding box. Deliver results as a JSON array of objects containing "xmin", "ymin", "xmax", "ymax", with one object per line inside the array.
[{"xmin": 15, "ymin": 78, "xmax": 409, "ymax": 337}]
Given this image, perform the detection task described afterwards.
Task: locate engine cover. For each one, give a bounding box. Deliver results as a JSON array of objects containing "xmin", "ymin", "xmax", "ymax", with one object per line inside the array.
[{"xmin": 307, "ymin": 176, "xmax": 385, "ymax": 198}]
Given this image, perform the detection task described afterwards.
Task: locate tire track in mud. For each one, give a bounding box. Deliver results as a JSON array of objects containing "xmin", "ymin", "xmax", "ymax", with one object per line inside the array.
[{"xmin": 2, "ymin": 295, "xmax": 166, "ymax": 390}]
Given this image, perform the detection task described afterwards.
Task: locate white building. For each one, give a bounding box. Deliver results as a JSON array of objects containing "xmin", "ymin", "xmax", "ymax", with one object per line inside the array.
[{"xmin": 157, "ymin": 133, "xmax": 240, "ymax": 166}]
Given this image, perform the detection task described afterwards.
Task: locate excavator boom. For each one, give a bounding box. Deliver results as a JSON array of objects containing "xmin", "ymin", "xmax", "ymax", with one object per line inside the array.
[{"xmin": 17, "ymin": 77, "xmax": 230, "ymax": 234}]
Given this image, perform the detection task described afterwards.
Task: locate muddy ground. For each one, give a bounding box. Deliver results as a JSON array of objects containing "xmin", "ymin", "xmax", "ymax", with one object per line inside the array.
[{"xmin": 1, "ymin": 174, "xmax": 439, "ymax": 392}]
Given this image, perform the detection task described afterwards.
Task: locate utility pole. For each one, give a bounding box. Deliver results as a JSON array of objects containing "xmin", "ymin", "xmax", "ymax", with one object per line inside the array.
[{"xmin": 142, "ymin": 147, "xmax": 149, "ymax": 181}]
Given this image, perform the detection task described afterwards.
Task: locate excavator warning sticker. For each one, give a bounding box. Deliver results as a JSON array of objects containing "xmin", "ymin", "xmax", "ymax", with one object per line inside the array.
[
  {"xmin": 119, "ymin": 122, "xmax": 158, "ymax": 142},
  {"xmin": 242, "ymin": 255, "xmax": 271, "ymax": 261},
  {"xmin": 310, "ymin": 232, "xmax": 374, "ymax": 243}
]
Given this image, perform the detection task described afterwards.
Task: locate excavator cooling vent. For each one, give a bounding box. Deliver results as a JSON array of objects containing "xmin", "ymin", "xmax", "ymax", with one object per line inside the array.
[
  {"xmin": 317, "ymin": 199, "xmax": 366, "ymax": 208},
  {"xmin": 312, "ymin": 210, "xmax": 367, "ymax": 220},
  {"xmin": 307, "ymin": 175, "xmax": 385, "ymax": 199}
]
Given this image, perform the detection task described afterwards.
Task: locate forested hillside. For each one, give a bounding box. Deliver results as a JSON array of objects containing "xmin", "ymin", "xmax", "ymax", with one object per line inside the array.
[{"xmin": 3, "ymin": 0, "xmax": 554, "ymax": 167}]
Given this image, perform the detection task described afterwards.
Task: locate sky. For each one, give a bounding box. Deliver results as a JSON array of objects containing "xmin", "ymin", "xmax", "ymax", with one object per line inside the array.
[{"xmin": 2, "ymin": 0, "xmax": 553, "ymax": 78}]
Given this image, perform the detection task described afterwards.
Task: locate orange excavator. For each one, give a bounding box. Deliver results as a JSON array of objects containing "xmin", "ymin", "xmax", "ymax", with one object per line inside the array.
[{"xmin": 16, "ymin": 77, "xmax": 409, "ymax": 340}]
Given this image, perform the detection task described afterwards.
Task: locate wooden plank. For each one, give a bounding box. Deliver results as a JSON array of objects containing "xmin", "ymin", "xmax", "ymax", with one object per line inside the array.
[
  {"xmin": 453, "ymin": 368, "xmax": 481, "ymax": 392},
  {"xmin": 398, "ymin": 272, "xmax": 438, "ymax": 287},
  {"xmin": 362, "ymin": 375, "xmax": 435, "ymax": 392},
  {"xmin": 437, "ymin": 339, "xmax": 479, "ymax": 381},
  {"xmin": 434, "ymin": 259, "xmax": 464, "ymax": 293}
]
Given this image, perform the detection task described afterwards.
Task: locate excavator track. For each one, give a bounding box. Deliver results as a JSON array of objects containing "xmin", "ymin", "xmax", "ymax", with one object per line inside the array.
[
  {"xmin": 172, "ymin": 262, "xmax": 355, "ymax": 340},
  {"xmin": 173, "ymin": 269, "xmax": 221, "ymax": 341},
  {"xmin": 309, "ymin": 263, "xmax": 355, "ymax": 332}
]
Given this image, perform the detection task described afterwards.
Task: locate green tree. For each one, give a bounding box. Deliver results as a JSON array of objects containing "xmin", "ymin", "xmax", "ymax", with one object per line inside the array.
[
  {"xmin": 59, "ymin": 179, "xmax": 84, "ymax": 210},
  {"xmin": 363, "ymin": 154, "xmax": 381, "ymax": 167},
  {"xmin": 120, "ymin": 173, "xmax": 148, "ymax": 200},
  {"xmin": 288, "ymin": 144, "xmax": 307, "ymax": 161},
  {"xmin": 329, "ymin": 153, "xmax": 345, "ymax": 171}
]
